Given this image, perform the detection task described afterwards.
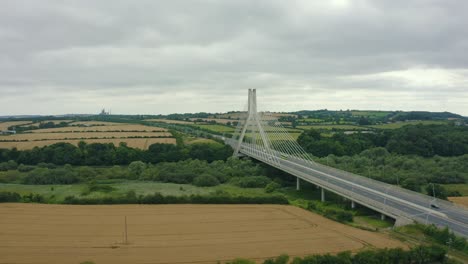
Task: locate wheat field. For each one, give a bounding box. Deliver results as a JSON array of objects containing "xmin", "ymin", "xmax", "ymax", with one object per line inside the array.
[
  {"xmin": 0, "ymin": 204, "xmax": 405, "ymax": 264},
  {"xmin": 30, "ymin": 124, "xmax": 167, "ymax": 133},
  {"xmin": 0, "ymin": 138, "xmax": 176, "ymax": 150},
  {"xmin": 0, "ymin": 132, "xmax": 172, "ymax": 141},
  {"xmin": 0, "ymin": 121, "xmax": 33, "ymax": 130}
]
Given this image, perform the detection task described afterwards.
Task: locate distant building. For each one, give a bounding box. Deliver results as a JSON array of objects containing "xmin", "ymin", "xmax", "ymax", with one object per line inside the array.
[{"xmin": 99, "ymin": 108, "xmax": 111, "ymax": 115}]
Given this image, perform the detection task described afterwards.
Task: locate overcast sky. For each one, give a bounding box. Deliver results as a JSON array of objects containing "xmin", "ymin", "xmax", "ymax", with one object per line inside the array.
[{"xmin": 1, "ymin": 1, "xmax": 467, "ymax": 116}]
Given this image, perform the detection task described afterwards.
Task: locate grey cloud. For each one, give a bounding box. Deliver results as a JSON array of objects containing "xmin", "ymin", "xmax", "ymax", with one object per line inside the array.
[{"xmin": 0, "ymin": 0, "xmax": 467, "ymax": 115}]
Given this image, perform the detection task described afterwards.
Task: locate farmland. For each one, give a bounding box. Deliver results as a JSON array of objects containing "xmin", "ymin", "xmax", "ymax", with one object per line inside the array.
[
  {"xmin": 297, "ymin": 125, "xmax": 367, "ymax": 130},
  {"xmin": 0, "ymin": 132, "xmax": 171, "ymax": 141},
  {"xmin": 0, "ymin": 121, "xmax": 33, "ymax": 130},
  {"xmin": 144, "ymin": 119, "xmax": 193, "ymax": 124},
  {"xmin": 30, "ymin": 124, "xmax": 166, "ymax": 133},
  {"xmin": 367, "ymin": 120, "xmax": 449, "ymax": 129},
  {"xmin": 196, "ymin": 124, "xmax": 236, "ymax": 133},
  {"xmin": 0, "ymin": 138, "xmax": 176, "ymax": 150},
  {"xmin": 448, "ymin": 197, "xmax": 468, "ymax": 207},
  {"xmin": 0, "ymin": 121, "xmax": 175, "ymax": 150},
  {"xmin": 0, "ymin": 203, "xmax": 405, "ymax": 264}
]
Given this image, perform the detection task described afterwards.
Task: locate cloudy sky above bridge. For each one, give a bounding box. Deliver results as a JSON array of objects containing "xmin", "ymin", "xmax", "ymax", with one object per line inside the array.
[{"xmin": 1, "ymin": 0, "xmax": 467, "ymax": 115}]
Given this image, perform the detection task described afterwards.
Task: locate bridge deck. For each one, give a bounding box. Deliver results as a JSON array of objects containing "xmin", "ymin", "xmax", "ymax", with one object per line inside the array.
[{"xmin": 226, "ymin": 139, "xmax": 468, "ymax": 238}]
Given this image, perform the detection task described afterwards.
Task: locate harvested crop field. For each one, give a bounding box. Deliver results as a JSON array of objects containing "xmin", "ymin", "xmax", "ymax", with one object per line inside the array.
[
  {"xmin": 448, "ymin": 197, "xmax": 468, "ymax": 207},
  {"xmin": 0, "ymin": 121, "xmax": 33, "ymax": 130},
  {"xmin": 0, "ymin": 138, "xmax": 176, "ymax": 150},
  {"xmin": 30, "ymin": 124, "xmax": 167, "ymax": 133},
  {"xmin": 145, "ymin": 119, "xmax": 193, "ymax": 124},
  {"xmin": 70, "ymin": 121, "xmax": 123, "ymax": 126},
  {"xmin": 0, "ymin": 204, "xmax": 405, "ymax": 264},
  {"xmin": 0, "ymin": 131, "xmax": 172, "ymax": 141}
]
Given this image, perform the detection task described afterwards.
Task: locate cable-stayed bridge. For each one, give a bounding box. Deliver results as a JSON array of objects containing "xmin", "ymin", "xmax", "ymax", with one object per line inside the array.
[{"xmin": 225, "ymin": 89, "xmax": 468, "ymax": 238}]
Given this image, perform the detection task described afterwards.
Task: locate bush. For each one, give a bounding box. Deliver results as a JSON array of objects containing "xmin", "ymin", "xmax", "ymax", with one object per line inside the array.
[
  {"xmin": 0, "ymin": 160, "xmax": 18, "ymax": 171},
  {"xmin": 128, "ymin": 161, "xmax": 146, "ymax": 177},
  {"xmin": 263, "ymin": 254, "xmax": 289, "ymax": 264},
  {"xmin": 0, "ymin": 191, "xmax": 21, "ymax": 202},
  {"xmin": 63, "ymin": 192, "xmax": 289, "ymax": 205},
  {"xmin": 265, "ymin": 182, "xmax": 281, "ymax": 193},
  {"xmin": 226, "ymin": 259, "xmax": 255, "ymax": 264},
  {"xmin": 17, "ymin": 164, "xmax": 35, "ymax": 172},
  {"xmin": 230, "ymin": 176, "xmax": 271, "ymax": 188},
  {"xmin": 306, "ymin": 201, "xmax": 353, "ymax": 222},
  {"xmin": 23, "ymin": 168, "xmax": 79, "ymax": 185},
  {"xmin": 193, "ymin": 174, "xmax": 220, "ymax": 187},
  {"xmin": 22, "ymin": 193, "xmax": 45, "ymax": 203}
]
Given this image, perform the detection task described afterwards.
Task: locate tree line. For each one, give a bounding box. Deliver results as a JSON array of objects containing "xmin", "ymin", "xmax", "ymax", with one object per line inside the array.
[
  {"xmin": 298, "ymin": 124, "xmax": 468, "ymax": 157},
  {"xmin": 228, "ymin": 244, "xmax": 459, "ymax": 264},
  {"xmin": 315, "ymin": 147, "xmax": 467, "ymax": 196},
  {"xmin": 0, "ymin": 157, "xmax": 272, "ymax": 187},
  {"xmin": 0, "ymin": 141, "xmax": 233, "ymax": 166}
]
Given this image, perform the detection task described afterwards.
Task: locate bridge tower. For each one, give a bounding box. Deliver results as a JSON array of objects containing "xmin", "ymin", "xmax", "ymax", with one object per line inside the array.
[{"xmin": 233, "ymin": 89, "xmax": 271, "ymax": 156}]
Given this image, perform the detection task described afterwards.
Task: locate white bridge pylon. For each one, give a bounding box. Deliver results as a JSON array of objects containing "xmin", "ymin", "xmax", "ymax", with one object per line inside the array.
[
  {"xmin": 233, "ymin": 89, "xmax": 271, "ymax": 156},
  {"xmin": 232, "ymin": 89, "xmax": 317, "ymax": 168}
]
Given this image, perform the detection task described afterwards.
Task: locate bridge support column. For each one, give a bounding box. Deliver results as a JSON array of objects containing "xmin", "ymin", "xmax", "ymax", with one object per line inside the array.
[
  {"xmin": 321, "ymin": 188, "xmax": 325, "ymax": 202},
  {"xmin": 351, "ymin": 201, "xmax": 355, "ymax": 209},
  {"xmin": 381, "ymin": 214, "xmax": 386, "ymax": 221},
  {"xmin": 296, "ymin": 177, "xmax": 300, "ymax": 191}
]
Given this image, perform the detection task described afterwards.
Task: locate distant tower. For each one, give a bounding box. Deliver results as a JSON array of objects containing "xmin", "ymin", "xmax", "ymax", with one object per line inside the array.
[{"xmin": 99, "ymin": 108, "xmax": 110, "ymax": 115}]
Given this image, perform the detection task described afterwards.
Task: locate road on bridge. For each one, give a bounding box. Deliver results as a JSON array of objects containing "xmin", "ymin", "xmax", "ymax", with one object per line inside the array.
[{"xmin": 225, "ymin": 139, "xmax": 468, "ymax": 238}]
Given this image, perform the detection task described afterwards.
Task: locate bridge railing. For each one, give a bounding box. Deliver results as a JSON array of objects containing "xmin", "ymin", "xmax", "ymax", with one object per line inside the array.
[
  {"xmin": 236, "ymin": 141, "xmax": 467, "ymax": 237},
  {"xmin": 308, "ymin": 159, "xmax": 468, "ymax": 212},
  {"xmin": 241, "ymin": 145, "xmax": 414, "ymax": 218}
]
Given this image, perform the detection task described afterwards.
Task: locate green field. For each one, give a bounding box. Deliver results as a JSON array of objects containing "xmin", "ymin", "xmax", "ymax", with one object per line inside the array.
[
  {"xmin": 0, "ymin": 181, "xmax": 270, "ymax": 202},
  {"xmin": 351, "ymin": 111, "xmax": 391, "ymax": 117},
  {"xmin": 244, "ymin": 132, "xmax": 302, "ymax": 141},
  {"xmin": 196, "ymin": 124, "xmax": 235, "ymax": 133},
  {"xmin": 444, "ymin": 184, "xmax": 468, "ymax": 196},
  {"xmin": 297, "ymin": 118, "xmax": 323, "ymax": 123},
  {"xmin": 368, "ymin": 120, "xmax": 449, "ymax": 129},
  {"xmin": 297, "ymin": 125, "xmax": 367, "ymax": 130}
]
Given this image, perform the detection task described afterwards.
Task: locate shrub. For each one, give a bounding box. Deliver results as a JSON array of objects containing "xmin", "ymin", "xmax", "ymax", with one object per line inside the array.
[
  {"xmin": 128, "ymin": 161, "xmax": 146, "ymax": 177},
  {"xmin": 18, "ymin": 164, "xmax": 35, "ymax": 172},
  {"xmin": 193, "ymin": 174, "xmax": 220, "ymax": 187},
  {"xmin": 230, "ymin": 176, "xmax": 271, "ymax": 188},
  {"xmin": 0, "ymin": 160, "xmax": 18, "ymax": 171},
  {"xmin": 0, "ymin": 191, "xmax": 21, "ymax": 202},
  {"xmin": 265, "ymin": 182, "xmax": 281, "ymax": 193}
]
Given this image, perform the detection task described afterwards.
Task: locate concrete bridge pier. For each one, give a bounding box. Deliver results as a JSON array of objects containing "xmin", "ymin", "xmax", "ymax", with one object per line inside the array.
[
  {"xmin": 394, "ymin": 216, "xmax": 414, "ymax": 227},
  {"xmin": 381, "ymin": 214, "xmax": 386, "ymax": 221},
  {"xmin": 321, "ymin": 188, "xmax": 325, "ymax": 202},
  {"xmin": 351, "ymin": 200, "xmax": 355, "ymax": 209},
  {"xmin": 296, "ymin": 177, "xmax": 300, "ymax": 190}
]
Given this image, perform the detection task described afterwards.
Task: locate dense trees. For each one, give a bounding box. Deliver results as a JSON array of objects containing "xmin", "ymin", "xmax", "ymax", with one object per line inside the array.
[
  {"xmin": 298, "ymin": 125, "xmax": 468, "ymax": 157},
  {"xmin": 0, "ymin": 157, "xmax": 267, "ymax": 188},
  {"xmin": 0, "ymin": 141, "xmax": 233, "ymax": 166},
  {"xmin": 316, "ymin": 149, "xmax": 468, "ymax": 194},
  {"xmin": 62, "ymin": 191, "xmax": 289, "ymax": 205},
  {"xmin": 227, "ymin": 244, "xmax": 456, "ymax": 264}
]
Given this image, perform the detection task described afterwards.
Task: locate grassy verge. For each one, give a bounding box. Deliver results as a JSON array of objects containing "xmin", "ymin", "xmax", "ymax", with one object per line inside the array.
[
  {"xmin": 391, "ymin": 224, "xmax": 468, "ymax": 263},
  {"xmin": 444, "ymin": 184, "xmax": 468, "ymax": 196}
]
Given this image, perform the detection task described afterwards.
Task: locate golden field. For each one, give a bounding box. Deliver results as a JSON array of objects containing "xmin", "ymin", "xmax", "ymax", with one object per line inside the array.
[
  {"xmin": 0, "ymin": 138, "xmax": 176, "ymax": 150},
  {"xmin": 144, "ymin": 119, "xmax": 193, "ymax": 124},
  {"xmin": 448, "ymin": 197, "xmax": 468, "ymax": 207},
  {"xmin": 70, "ymin": 121, "xmax": 124, "ymax": 126},
  {"xmin": 0, "ymin": 204, "xmax": 405, "ymax": 264},
  {"xmin": 30, "ymin": 124, "xmax": 167, "ymax": 133},
  {"xmin": 0, "ymin": 132, "xmax": 172, "ymax": 141},
  {"xmin": 0, "ymin": 121, "xmax": 33, "ymax": 130},
  {"xmin": 189, "ymin": 118, "xmax": 235, "ymax": 124}
]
